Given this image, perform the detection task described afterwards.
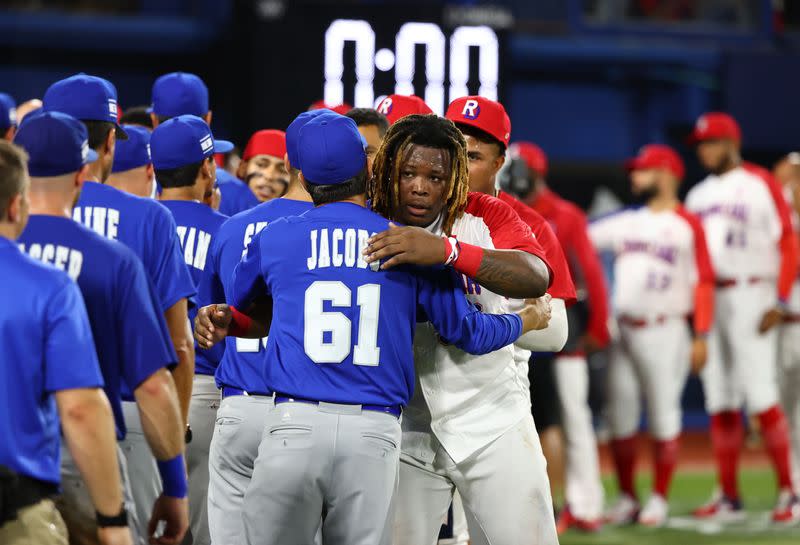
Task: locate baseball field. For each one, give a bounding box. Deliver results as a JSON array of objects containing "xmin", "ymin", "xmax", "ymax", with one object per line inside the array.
[{"xmin": 560, "ymin": 432, "xmax": 800, "ymax": 545}]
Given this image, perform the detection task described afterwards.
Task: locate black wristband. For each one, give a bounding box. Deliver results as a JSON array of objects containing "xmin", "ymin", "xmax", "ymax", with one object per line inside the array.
[{"xmin": 96, "ymin": 505, "xmax": 128, "ymax": 528}]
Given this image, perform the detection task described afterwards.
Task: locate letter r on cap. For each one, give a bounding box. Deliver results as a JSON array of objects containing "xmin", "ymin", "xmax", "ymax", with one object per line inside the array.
[
  {"xmin": 377, "ymin": 98, "xmax": 393, "ymax": 115},
  {"xmin": 462, "ymin": 99, "xmax": 480, "ymax": 120}
]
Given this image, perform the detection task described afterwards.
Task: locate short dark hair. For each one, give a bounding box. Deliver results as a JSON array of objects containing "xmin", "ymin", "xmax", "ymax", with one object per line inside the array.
[
  {"xmin": 82, "ymin": 120, "xmax": 116, "ymax": 151},
  {"xmin": 0, "ymin": 141, "xmax": 28, "ymax": 218},
  {"xmin": 346, "ymin": 108, "xmax": 389, "ymax": 137},
  {"xmin": 120, "ymin": 105, "xmax": 154, "ymax": 129},
  {"xmin": 455, "ymin": 122, "xmax": 505, "ymax": 157},
  {"xmin": 156, "ymin": 157, "xmax": 211, "ymax": 189},
  {"xmin": 304, "ymin": 166, "xmax": 368, "ymax": 206}
]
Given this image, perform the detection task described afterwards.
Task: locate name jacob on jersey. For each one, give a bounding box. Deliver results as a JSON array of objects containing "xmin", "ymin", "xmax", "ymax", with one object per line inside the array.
[{"xmin": 307, "ymin": 228, "xmax": 379, "ymax": 271}]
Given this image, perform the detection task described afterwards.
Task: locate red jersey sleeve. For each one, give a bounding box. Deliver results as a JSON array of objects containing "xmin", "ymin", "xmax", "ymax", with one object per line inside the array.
[
  {"xmin": 676, "ymin": 205, "xmax": 715, "ymax": 335},
  {"xmin": 743, "ymin": 162, "xmax": 800, "ymax": 302},
  {"xmin": 498, "ymin": 191, "xmax": 576, "ymax": 304},
  {"xmin": 463, "ymin": 192, "xmax": 553, "ymax": 286}
]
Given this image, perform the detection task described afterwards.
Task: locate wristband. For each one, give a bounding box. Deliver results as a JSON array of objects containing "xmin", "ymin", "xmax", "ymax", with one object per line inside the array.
[
  {"xmin": 157, "ymin": 454, "xmax": 188, "ymax": 499},
  {"xmin": 452, "ymin": 241, "xmax": 483, "ymax": 279},
  {"xmin": 228, "ymin": 306, "xmax": 253, "ymax": 337},
  {"xmin": 96, "ymin": 504, "xmax": 128, "ymax": 528}
]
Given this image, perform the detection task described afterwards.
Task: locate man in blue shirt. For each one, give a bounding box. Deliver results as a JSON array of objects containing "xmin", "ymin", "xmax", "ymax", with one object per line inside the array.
[
  {"xmin": 106, "ymin": 124, "xmax": 155, "ymax": 199},
  {"xmin": 43, "ymin": 73, "xmax": 196, "ymax": 539},
  {"xmin": 0, "ymin": 140, "xmax": 132, "ymax": 545},
  {"xmin": 152, "ymin": 114, "xmax": 231, "ymax": 545},
  {"xmin": 150, "ymin": 72, "xmax": 258, "ymax": 216},
  {"xmin": 201, "ymin": 113, "xmax": 538, "ymax": 545},
  {"xmin": 15, "ymin": 111, "xmax": 190, "ymax": 545}
]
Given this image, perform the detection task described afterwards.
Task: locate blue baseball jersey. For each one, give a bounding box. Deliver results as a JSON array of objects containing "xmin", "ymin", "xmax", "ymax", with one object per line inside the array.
[
  {"xmin": 74, "ymin": 181, "xmax": 196, "ymax": 313},
  {"xmin": 217, "ymin": 168, "xmax": 259, "ymax": 217},
  {"xmin": 231, "ymin": 202, "xmax": 523, "ymax": 407},
  {"xmin": 161, "ymin": 200, "xmax": 228, "ymax": 375},
  {"xmin": 0, "ymin": 237, "xmax": 103, "ymax": 484},
  {"xmin": 19, "ymin": 216, "xmax": 176, "ymax": 439},
  {"xmin": 199, "ymin": 197, "xmax": 313, "ymax": 389}
]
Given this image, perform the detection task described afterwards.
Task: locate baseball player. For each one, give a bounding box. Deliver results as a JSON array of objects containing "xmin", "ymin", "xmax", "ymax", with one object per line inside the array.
[
  {"xmin": 42, "ymin": 73, "xmax": 197, "ymax": 537},
  {"xmin": 590, "ymin": 144, "xmax": 715, "ymax": 526},
  {"xmin": 120, "ymin": 105, "xmax": 154, "ymax": 129},
  {"xmin": 773, "ymin": 152, "xmax": 800, "ymax": 489},
  {"xmin": 0, "ymin": 92, "xmax": 17, "ymax": 141},
  {"xmin": 16, "ymin": 110, "xmax": 189, "ymax": 545},
  {"xmin": 151, "ymin": 115, "xmax": 231, "ymax": 545},
  {"xmin": 506, "ymin": 141, "xmax": 612, "ymax": 530},
  {"xmin": 375, "ymin": 94, "xmax": 433, "ymax": 125},
  {"xmin": 237, "ymin": 129, "xmax": 289, "ymax": 202},
  {"xmin": 150, "ymin": 71, "xmax": 258, "ymax": 216},
  {"xmin": 194, "ymin": 110, "xmax": 318, "ymax": 545},
  {"xmin": 345, "ymin": 107, "xmax": 389, "ymax": 164},
  {"xmin": 685, "ymin": 112, "xmax": 800, "ymax": 522},
  {"xmin": 106, "ymin": 124, "xmax": 155, "ymax": 198},
  {"xmin": 442, "ymin": 96, "xmax": 577, "ymax": 540},
  {"xmin": 361, "ymin": 111, "xmax": 559, "ymax": 545},
  {"xmin": 214, "ymin": 112, "xmax": 540, "ymax": 545},
  {"xmin": 0, "ymin": 139, "xmax": 131, "ymax": 545}
]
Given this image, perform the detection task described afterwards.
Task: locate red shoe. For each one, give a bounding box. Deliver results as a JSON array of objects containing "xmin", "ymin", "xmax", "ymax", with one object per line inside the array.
[
  {"xmin": 772, "ymin": 489, "xmax": 800, "ymax": 524},
  {"xmin": 556, "ymin": 505, "xmax": 603, "ymax": 534},
  {"xmin": 556, "ymin": 507, "xmax": 574, "ymax": 535},
  {"xmin": 692, "ymin": 493, "xmax": 745, "ymax": 522}
]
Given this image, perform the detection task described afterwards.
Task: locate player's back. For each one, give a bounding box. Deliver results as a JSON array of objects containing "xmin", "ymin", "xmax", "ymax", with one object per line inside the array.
[
  {"xmin": 161, "ymin": 200, "xmax": 228, "ymax": 287},
  {"xmin": 74, "ymin": 180, "xmax": 194, "ymax": 311},
  {"xmin": 18, "ymin": 215, "xmax": 175, "ymax": 439},
  {"xmin": 203, "ymin": 197, "xmax": 314, "ymax": 389},
  {"xmin": 233, "ymin": 202, "xmax": 420, "ymax": 407}
]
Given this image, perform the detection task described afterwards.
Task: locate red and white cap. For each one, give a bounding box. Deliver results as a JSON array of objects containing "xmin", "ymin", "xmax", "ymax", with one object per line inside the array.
[
  {"xmin": 243, "ymin": 129, "xmax": 286, "ymax": 161},
  {"xmin": 626, "ymin": 144, "xmax": 685, "ymax": 180},
  {"xmin": 375, "ymin": 94, "xmax": 433, "ymax": 124},
  {"xmin": 687, "ymin": 112, "xmax": 741, "ymax": 144},
  {"xmin": 510, "ymin": 141, "xmax": 548, "ymax": 177},
  {"xmin": 446, "ymin": 96, "xmax": 511, "ymax": 147}
]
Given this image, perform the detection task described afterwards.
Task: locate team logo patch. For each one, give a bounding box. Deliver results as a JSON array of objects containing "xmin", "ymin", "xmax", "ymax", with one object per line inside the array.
[
  {"xmin": 461, "ymin": 99, "xmax": 480, "ymax": 120},
  {"xmin": 108, "ymin": 99, "xmax": 118, "ymax": 119},
  {"xmin": 8, "ymin": 107, "xmax": 16, "ymax": 125},
  {"xmin": 377, "ymin": 97, "xmax": 393, "ymax": 115},
  {"xmin": 200, "ymin": 134, "xmax": 213, "ymax": 154},
  {"xmin": 145, "ymin": 143, "xmax": 151, "ymax": 161},
  {"xmin": 81, "ymin": 140, "xmax": 89, "ymax": 162}
]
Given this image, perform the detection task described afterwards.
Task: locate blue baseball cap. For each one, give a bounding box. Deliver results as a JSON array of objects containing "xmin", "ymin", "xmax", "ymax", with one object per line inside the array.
[
  {"xmin": 151, "ymin": 72, "xmax": 209, "ymax": 119},
  {"xmin": 43, "ymin": 74, "xmax": 128, "ymax": 140},
  {"xmin": 112, "ymin": 125, "xmax": 152, "ymax": 173},
  {"xmin": 13, "ymin": 111, "xmax": 99, "ymax": 177},
  {"xmin": 150, "ymin": 114, "xmax": 233, "ymax": 170},
  {"xmin": 0, "ymin": 93, "xmax": 16, "ymax": 131},
  {"xmin": 297, "ymin": 113, "xmax": 366, "ymax": 185},
  {"xmin": 286, "ymin": 109, "xmax": 331, "ymax": 170}
]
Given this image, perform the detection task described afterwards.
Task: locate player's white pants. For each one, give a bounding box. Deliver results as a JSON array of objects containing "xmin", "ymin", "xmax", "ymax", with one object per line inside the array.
[
  {"xmin": 778, "ymin": 319, "xmax": 800, "ymax": 489},
  {"xmin": 607, "ymin": 316, "xmax": 691, "ymax": 441},
  {"xmin": 206, "ymin": 393, "xmax": 273, "ymax": 545},
  {"xmin": 394, "ymin": 415, "xmax": 558, "ymax": 545},
  {"xmin": 554, "ymin": 355, "xmax": 604, "ymax": 520},
  {"xmin": 702, "ymin": 282, "xmax": 779, "ymax": 415},
  {"xmin": 119, "ymin": 400, "xmax": 162, "ymax": 540},
  {"xmin": 185, "ymin": 375, "xmax": 219, "ymax": 545}
]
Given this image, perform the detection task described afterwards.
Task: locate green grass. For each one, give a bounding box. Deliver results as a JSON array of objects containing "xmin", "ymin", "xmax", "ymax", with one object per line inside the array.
[{"xmin": 560, "ymin": 468, "xmax": 800, "ymax": 545}]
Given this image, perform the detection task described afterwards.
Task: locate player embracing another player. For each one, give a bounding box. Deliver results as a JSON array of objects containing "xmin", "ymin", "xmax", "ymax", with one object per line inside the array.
[
  {"xmin": 591, "ymin": 144, "xmax": 715, "ymax": 526},
  {"xmin": 685, "ymin": 113, "xmax": 800, "ymax": 523}
]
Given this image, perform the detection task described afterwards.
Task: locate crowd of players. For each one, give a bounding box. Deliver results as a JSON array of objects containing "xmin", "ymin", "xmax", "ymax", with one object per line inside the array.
[{"xmin": 0, "ymin": 70, "xmax": 798, "ymax": 545}]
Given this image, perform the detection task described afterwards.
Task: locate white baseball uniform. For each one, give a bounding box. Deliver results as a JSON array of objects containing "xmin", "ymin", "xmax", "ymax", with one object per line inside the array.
[
  {"xmin": 590, "ymin": 204, "xmax": 714, "ymax": 440},
  {"xmin": 686, "ymin": 164, "xmax": 796, "ymax": 415},
  {"xmin": 394, "ymin": 192, "xmax": 559, "ymax": 545}
]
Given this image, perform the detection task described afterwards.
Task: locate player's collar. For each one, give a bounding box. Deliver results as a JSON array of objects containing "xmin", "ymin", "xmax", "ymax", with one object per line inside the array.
[{"xmin": 423, "ymin": 213, "xmax": 445, "ymax": 236}]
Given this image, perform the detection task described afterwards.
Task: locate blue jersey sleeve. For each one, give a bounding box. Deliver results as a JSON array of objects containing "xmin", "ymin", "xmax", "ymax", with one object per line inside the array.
[
  {"xmin": 416, "ymin": 268, "xmax": 522, "ymax": 355},
  {"xmin": 45, "ymin": 279, "xmax": 104, "ymax": 392},
  {"xmin": 150, "ymin": 208, "xmax": 196, "ymax": 311},
  {"xmin": 116, "ymin": 252, "xmax": 177, "ymax": 390},
  {"xmin": 231, "ymin": 230, "xmax": 269, "ymax": 310}
]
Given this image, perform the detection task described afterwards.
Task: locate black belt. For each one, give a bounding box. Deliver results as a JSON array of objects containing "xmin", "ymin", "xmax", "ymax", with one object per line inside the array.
[{"xmin": 0, "ymin": 467, "xmax": 58, "ymax": 524}]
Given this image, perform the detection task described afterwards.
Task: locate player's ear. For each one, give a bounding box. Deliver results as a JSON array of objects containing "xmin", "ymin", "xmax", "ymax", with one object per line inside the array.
[
  {"xmin": 3, "ymin": 126, "xmax": 14, "ymax": 142},
  {"xmin": 6, "ymin": 192, "xmax": 21, "ymax": 223},
  {"xmin": 236, "ymin": 159, "xmax": 247, "ymax": 180},
  {"xmin": 493, "ymin": 153, "xmax": 505, "ymax": 175},
  {"xmin": 146, "ymin": 163, "xmax": 154, "ymax": 180},
  {"xmin": 105, "ymin": 128, "xmax": 116, "ymax": 158},
  {"xmin": 284, "ymin": 153, "xmax": 293, "ymax": 173},
  {"xmin": 76, "ymin": 165, "xmax": 89, "ymax": 188},
  {"xmin": 150, "ymin": 112, "xmax": 159, "ymax": 128},
  {"xmin": 205, "ymin": 111, "xmax": 213, "ymax": 126}
]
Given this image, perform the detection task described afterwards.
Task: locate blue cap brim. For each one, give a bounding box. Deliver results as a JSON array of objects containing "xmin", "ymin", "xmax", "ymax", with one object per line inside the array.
[
  {"xmin": 214, "ymin": 139, "xmax": 234, "ymax": 154},
  {"xmin": 85, "ymin": 149, "xmax": 99, "ymax": 165}
]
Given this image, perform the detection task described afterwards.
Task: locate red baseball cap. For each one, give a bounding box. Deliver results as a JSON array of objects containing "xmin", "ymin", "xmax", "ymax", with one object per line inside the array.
[
  {"xmin": 446, "ymin": 96, "xmax": 511, "ymax": 147},
  {"xmin": 375, "ymin": 94, "xmax": 433, "ymax": 125},
  {"xmin": 687, "ymin": 112, "xmax": 741, "ymax": 144},
  {"xmin": 308, "ymin": 100, "xmax": 352, "ymax": 115},
  {"xmin": 626, "ymin": 144, "xmax": 685, "ymax": 180},
  {"xmin": 243, "ymin": 129, "xmax": 286, "ymax": 161},
  {"xmin": 510, "ymin": 142, "xmax": 548, "ymax": 177}
]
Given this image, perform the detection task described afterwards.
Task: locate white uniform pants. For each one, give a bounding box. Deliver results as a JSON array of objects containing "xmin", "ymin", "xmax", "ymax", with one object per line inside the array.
[{"xmin": 778, "ymin": 320, "xmax": 800, "ymax": 489}]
